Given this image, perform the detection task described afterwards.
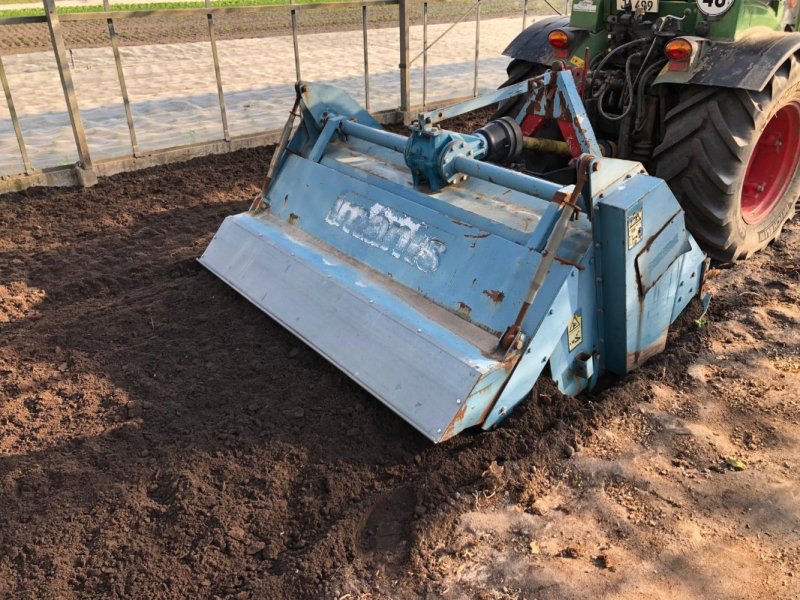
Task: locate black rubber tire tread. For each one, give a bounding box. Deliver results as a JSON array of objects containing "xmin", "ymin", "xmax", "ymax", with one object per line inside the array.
[{"xmin": 653, "ymin": 54, "xmax": 800, "ymax": 261}]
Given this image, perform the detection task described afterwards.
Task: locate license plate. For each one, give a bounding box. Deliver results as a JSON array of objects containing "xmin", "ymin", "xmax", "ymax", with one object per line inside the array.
[{"xmin": 616, "ymin": 0, "xmax": 659, "ymax": 12}]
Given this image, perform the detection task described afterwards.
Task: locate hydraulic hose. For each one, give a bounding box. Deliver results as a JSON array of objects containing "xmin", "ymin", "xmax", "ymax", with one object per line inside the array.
[
  {"xmin": 590, "ymin": 37, "xmax": 649, "ymax": 75},
  {"xmin": 634, "ymin": 59, "xmax": 667, "ymax": 131},
  {"xmin": 597, "ymin": 53, "xmax": 638, "ymax": 121}
]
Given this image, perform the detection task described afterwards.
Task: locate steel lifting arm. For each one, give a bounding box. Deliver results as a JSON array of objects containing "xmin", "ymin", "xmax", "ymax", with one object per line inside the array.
[{"xmin": 501, "ymin": 154, "xmax": 592, "ymax": 349}]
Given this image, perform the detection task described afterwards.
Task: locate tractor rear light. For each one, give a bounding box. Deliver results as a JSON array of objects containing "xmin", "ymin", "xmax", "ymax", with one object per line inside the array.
[
  {"xmin": 664, "ymin": 38, "xmax": 695, "ymax": 72},
  {"xmin": 548, "ymin": 29, "xmax": 573, "ymax": 58},
  {"xmin": 664, "ymin": 38, "xmax": 693, "ymax": 62},
  {"xmin": 548, "ymin": 30, "xmax": 571, "ymax": 49}
]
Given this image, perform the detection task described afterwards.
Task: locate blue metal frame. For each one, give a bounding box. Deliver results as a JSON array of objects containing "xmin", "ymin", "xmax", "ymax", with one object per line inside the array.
[{"xmin": 200, "ymin": 78, "xmax": 707, "ymax": 443}]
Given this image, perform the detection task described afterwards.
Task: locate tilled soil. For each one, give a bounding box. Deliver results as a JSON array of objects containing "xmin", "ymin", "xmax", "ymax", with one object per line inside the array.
[
  {"xmin": 1, "ymin": 139, "xmax": 798, "ymax": 599},
  {"xmin": 431, "ymin": 219, "xmax": 800, "ymax": 598},
  {"xmin": 0, "ymin": 0, "xmax": 531, "ymax": 54},
  {"xmin": 0, "ymin": 141, "xmax": 584, "ymax": 599}
]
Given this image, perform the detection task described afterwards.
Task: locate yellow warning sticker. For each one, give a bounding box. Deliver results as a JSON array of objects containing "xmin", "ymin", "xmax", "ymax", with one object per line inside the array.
[
  {"xmin": 627, "ymin": 209, "xmax": 643, "ymax": 249},
  {"xmin": 567, "ymin": 314, "xmax": 583, "ymax": 351},
  {"xmin": 570, "ymin": 55, "xmax": 586, "ymax": 69}
]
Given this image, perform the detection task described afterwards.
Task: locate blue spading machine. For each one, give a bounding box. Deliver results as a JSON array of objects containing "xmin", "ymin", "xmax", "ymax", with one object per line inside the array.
[{"xmin": 200, "ymin": 70, "xmax": 707, "ymax": 443}]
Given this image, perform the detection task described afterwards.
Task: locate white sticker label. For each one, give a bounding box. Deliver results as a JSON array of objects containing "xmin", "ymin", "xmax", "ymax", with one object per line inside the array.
[
  {"xmin": 627, "ymin": 209, "xmax": 643, "ymax": 250},
  {"xmin": 696, "ymin": 0, "xmax": 735, "ymax": 17},
  {"xmin": 573, "ymin": 0, "xmax": 598, "ymax": 12},
  {"xmin": 616, "ymin": 0, "xmax": 659, "ymax": 12}
]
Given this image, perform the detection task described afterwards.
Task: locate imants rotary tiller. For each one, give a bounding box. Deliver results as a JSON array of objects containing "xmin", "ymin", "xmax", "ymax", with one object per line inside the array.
[{"xmin": 201, "ymin": 72, "xmax": 707, "ymax": 442}]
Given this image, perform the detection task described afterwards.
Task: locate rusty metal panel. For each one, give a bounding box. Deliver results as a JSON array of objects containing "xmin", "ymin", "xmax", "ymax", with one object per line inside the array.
[{"xmin": 594, "ymin": 166, "xmax": 706, "ymax": 375}]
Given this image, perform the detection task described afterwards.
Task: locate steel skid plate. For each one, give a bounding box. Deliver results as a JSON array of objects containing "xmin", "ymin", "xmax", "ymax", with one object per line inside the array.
[{"xmin": 201, "ymin": 212, "xmax": 527, "ymax": 442}]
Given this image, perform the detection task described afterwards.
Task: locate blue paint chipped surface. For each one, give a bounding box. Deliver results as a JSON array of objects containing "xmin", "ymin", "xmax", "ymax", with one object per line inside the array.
[{"xmin": 201, "ymin": 80, "xmax": 707, "ymax": 442}]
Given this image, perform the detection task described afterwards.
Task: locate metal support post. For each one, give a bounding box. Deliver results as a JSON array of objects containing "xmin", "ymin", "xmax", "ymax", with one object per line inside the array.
[
  {"xmin": 473, "ymin": 0, "xmax": 480, "ymax": 97},
  {"xmin": 422, "ymin": 1, "xmax": 428, "ymax": 109},
  {"xmin": 0, "ymin": 54, "xmax": 32, "ymax": 174},
  {"xmin": 362, "ymin": 4, "xmax": 370, "ymax": 112},
  {"xmin": 398, "ymin": 0, "xmax": 411, "ymax": 119},
  {"xmin": 43, "ymin": 0, "xmax": 97, "ymax": 186},
  {"xmin": 290, "ymin": 0, "xmax": 302, "ymax": 82},
  {"xmin": 103, "ymin": 0, "xmax": 139, "ymax": 155},
  {"xmin": 522, "ymin": 0, "xmax": 528, "ymax": 30},
  {"xmin": 205, "ymin": 0, "xmax": 230, "ymax": 141}
]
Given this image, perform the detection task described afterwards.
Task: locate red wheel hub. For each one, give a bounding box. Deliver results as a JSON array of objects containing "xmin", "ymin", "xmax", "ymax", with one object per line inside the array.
[{"xmin": 741, "ymin": 102, "xmax": 800, "ymax": 224}]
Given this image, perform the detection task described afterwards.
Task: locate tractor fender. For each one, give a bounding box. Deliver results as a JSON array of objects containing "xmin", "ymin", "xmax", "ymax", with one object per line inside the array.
[
  {"xmin": 654, "ymin": 30, "xmax": 800, "ymax": 91},
  {"xmin": 502, "ymin": 15, "xmax": 577, "ymax": 66}
]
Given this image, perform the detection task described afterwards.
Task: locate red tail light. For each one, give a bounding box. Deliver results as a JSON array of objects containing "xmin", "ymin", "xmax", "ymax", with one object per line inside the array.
[
  {"xmin": 548, "ymin": 29, "xmax": 571, "ymax": 50},
  {"xmin": 665, "ymin": 38, "xmax": 693, "ymax": 62}
]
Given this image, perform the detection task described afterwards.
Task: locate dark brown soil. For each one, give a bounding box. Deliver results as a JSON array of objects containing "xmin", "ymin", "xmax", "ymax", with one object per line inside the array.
[
  {"xmin": 0, "ymin": 140, "xmax": 585, "ymax": 599},
  {"xmin": 1, "ymin": 137, "xmax": 796, "ymax": 599}
]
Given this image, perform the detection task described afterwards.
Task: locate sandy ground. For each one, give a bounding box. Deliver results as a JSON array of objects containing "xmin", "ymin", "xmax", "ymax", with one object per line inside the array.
[
  {"xmin": 438, "ymin": 263, "xmax": 800, "ymax": 600},
  {"xmin": 0, "ymin": 121, "xmax": 798, "ymax": 598},
  {"xmin": 0, "ymin": 15, "xmax": 523, "ymax": 176}
]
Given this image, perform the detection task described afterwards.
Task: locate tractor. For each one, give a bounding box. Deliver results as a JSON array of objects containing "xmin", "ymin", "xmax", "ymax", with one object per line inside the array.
[{"xmin": 496, "ymin": 0, "xmax": 800, "ymax": 260}]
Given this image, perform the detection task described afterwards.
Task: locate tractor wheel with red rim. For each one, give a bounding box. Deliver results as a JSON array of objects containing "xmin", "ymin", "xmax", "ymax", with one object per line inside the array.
[{"xmin": 653, "ymin": 55, "xmax": 800, "ymax": 261}]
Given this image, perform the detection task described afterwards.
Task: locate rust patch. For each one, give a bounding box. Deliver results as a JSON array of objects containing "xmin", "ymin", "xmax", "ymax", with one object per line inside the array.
[
  {"xmin": 475, "ymin": 354, "xmax": 520, "ymax": 425},
  {"xmin": 554, "ymin": 255, "xmax": 586, "ymax": 270},
  {"xmin": 483, "ymin": 290, "xmax": 505, "ymax": 304},
  {"xmin": 288, "ymin": 212, "xmax": 300, "ymax": 225},
  {"xmin": 439, "ymin": 326, "xmax": 530, "ymax": 439},
  {"xmin": 441, "ymin": 401, "xmax": 468, "ymax": 441},
  {"xmin": 627, "ymin": 334, "xmax": 668, "ymax": 372},
  {"xmin": 464, "ymin": 232, "xmax": 490, "ymax": 239},
  {"xmin": 456, "ymin": 302, "xmax": 472, "ymax": 318}
]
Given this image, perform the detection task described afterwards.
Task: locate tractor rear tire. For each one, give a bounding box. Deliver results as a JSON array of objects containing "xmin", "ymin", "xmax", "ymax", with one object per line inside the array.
[{"xmin": 653, "ymin": 56, "xmax": 800, "ymax": 261}]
